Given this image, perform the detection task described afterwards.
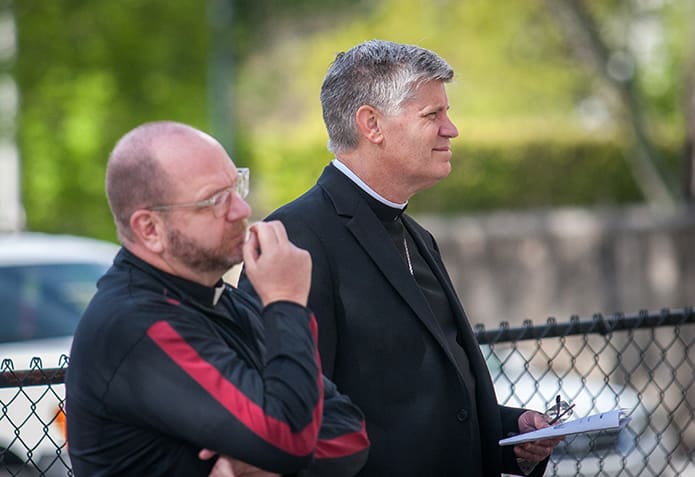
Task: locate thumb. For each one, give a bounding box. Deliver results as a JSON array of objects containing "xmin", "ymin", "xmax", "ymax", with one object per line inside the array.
[
  {"xmin": 198, "ymin": 448, "xmax": 217, "ymax": 461},
  {"xmin": 242, "ymin": 228, "xmax": 260, "ymax": 269}
]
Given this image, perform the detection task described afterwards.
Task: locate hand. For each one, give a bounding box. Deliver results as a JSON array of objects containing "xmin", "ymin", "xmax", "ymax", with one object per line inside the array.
[
  {"xmin": 513, "ymin": 410, "xmax": 564, "ymax": 463},
  {"xmin": 242, "ymin": 221, "xmax": 312, "ymax": 307},
  {"xmin": 199, "ymin": 449, "xmax": 280, "ymax": 477}
]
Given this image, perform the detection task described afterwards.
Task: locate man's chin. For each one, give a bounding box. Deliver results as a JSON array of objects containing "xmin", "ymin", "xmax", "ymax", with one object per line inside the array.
[
  {"xmin": 431, "ymin": 161, "xmax": 452, "ymax": 180},
  {"xmin": 226, "ymin": 246, "xmax": 245, "ymax": 266},
  {"xmin": 437, "ymin": 160, "xmax": 452, "ymax": 179},
  {"xmin": 227, "ymin": 228, "xmax": 247, "ymax": 245}
]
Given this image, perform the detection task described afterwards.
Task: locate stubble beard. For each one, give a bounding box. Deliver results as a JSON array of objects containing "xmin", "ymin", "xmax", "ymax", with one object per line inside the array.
[{"xmin": 167, "ymin": 221, "xmax": 247, "ymax": 277}]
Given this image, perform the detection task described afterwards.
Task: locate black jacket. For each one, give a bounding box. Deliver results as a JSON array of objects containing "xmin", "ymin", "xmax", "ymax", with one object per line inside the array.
[
  {"xmin": 240, "ymin": 164, "xmax": 548, "ymax": 477},
  {"xmin": 66, "ymin": 247, "xmax": 369, "ymax": 476}
]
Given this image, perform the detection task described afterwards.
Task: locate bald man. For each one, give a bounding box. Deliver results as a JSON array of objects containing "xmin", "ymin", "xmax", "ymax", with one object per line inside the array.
[{"xmin": 66, "ymin": 121, "xmax": 369, "ymax": 477}]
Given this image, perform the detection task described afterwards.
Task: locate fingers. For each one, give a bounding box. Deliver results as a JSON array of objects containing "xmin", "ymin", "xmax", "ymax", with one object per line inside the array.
[
  {"xmin": 515, "ymin": 410, "xmax": 564, "ymax": 463},
  {"xmin": 518, "ymin": 410, "xmax": 545, "ymax": 433},
  {"xmin": 198, "ymin": 448, "xmax": 217, "ymax": 461},
  {"xmin": 242, "ymin": 221, "xmax": 312, "ymax": 307},
  {"xmin": 514, "ymin": 438, "xmax": 557, "ymax": 462},
  {"xmin": 203, "ymin": 454, "xmax": 280, "ymax": 477},
  {"xmin": 206, "ymin": 455, "xmax": 237, "ymax": 477},
  {"xmin": 250, "ymin": 221, "xmax": 287, "ymax": 249},
  {"xmin": 242, "ymin": 228, "xmax": 259, "ymax": 264},
  {"xmin": 243, "ymin": 222, "xmax": 288, "ymax": 267},
  {"xmin": 534, "ymin": 414, "xmax": 552, "ymax": 429}
]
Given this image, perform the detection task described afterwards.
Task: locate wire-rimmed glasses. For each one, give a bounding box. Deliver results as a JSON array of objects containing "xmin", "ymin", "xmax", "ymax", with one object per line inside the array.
[
  {"xmin": 545, "ymin": 395, "xmax": 575, "ymax": 425},
  {"xmin": 148, "ymin": 168, "xmax": 249, "ymax": 218}
]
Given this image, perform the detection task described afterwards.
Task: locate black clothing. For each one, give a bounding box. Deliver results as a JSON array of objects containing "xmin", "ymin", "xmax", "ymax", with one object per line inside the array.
[
  {"xmin": 66, "ymin": 248, "xmax": 369, "ymax": 476},
  {"xmin": 239, "ymin": 164, "xmax": 547, "ymax": 476}
]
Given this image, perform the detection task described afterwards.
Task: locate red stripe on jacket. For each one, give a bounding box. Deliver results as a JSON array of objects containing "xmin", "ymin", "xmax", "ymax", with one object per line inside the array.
[
  {"xmin": 147, "ymin": 318, "xmax": 323, "ymax": 456},
  {"xmin": 315, "ymin": 420, "xmax": 370, "ymax": 459}
]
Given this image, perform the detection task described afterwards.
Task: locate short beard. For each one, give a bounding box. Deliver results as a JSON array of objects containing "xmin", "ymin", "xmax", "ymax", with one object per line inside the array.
[{"xmin": 166, "ymin": 225, "xmax": 244, "ymax": 278}]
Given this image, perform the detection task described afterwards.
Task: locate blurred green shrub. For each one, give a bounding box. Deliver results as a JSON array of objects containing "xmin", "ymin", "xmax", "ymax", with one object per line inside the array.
[{"xmin": 245, "ymin": 135, "xmax": 683, "ymax": 217}]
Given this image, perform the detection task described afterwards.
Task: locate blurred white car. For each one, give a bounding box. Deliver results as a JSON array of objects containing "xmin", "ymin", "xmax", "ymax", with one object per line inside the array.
[{"xmin": 0, "ymin": 232, "xmax": 118, "ymax": 476}]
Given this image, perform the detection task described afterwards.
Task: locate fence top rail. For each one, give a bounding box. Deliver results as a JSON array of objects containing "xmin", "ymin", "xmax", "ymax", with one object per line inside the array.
[
  {"xmin": 2, "ymin": 307, "xmax": 693, "ymax": 385},
  {"xmin": 0, "ymin": 355, "xmax": 68, "ymax": 388},
  {"xmin": 0, "ymin": 366, "xmax": 66, "ymax": 388},
  {"xmin": 474, "ymin": 307, "xmax": 695, "ymax": 344}
]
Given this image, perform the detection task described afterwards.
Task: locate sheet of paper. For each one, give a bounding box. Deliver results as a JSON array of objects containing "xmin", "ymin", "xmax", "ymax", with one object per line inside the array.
[{"xmin": 499, "ymin": 409, "xmax": 631, "ymax": 446}]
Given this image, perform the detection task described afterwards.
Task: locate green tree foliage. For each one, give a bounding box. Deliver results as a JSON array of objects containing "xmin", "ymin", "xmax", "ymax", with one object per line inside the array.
[
  {"xmin": 232, "ymin": 0, "xmax": 693, "ymax": 215},
  {"xmin": 12, "ymin": 0, "xmax": 695, "ymax": 238},
  {"xmin": 15, "ymin": 0, "xmax": 209, "ymax": 240}
]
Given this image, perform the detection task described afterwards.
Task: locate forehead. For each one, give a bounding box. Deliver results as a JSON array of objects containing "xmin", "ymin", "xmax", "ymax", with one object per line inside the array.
[
  {"xmin": 158, "ymin": 133, "xmax": 236, "ymax": 192},
  {"xmin": 403, "ymin": 80, "xmax": 448, "ymax": 109}
]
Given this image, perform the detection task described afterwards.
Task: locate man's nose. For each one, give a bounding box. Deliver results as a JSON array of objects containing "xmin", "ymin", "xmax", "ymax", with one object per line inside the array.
[
  {"xmin": 441, "ymin": 115, "xmax": 459, "ymax": 138},
  {"xmin": 227, "ymin": 194, "xmax": 252, "ymax": 221}
]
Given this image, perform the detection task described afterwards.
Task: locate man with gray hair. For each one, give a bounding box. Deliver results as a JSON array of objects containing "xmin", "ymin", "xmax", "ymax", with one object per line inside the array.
[{"xmin": 240, "ymin": 40, "xmax": 560, "ymax": 476}]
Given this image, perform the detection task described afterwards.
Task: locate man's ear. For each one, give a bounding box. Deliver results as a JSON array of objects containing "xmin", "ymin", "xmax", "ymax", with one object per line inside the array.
[
  {"xmin": 355, "ymin": 105, "xmax": 384, "ymax": 145},
  {"xmin": 130, "ymin": 209, "xmax": 166, "ymax": 253}
]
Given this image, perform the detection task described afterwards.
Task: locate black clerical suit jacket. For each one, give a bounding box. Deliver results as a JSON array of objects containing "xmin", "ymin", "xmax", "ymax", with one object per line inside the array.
[{"xmin": 240, "ymin": 164, "xmax": 548, "ymax": 477}]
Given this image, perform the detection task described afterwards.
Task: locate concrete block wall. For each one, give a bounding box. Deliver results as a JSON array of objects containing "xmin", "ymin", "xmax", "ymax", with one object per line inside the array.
[{"xmin": 418, "ymin": 204, "xmax": 695, "ymax": 328}]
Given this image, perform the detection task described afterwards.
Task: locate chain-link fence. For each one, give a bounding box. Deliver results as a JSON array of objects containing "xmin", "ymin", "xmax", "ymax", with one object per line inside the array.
[
  {"xmin": 1, "ymin": 356, "xmax": 69, "ymax": 477},
  {"xmin": 1, "ymin": 308, "xmax": 694, "ymax": 476},
  {"xmin": 479, "ymin": 308, "xmax": 695, "ymax": 477}
]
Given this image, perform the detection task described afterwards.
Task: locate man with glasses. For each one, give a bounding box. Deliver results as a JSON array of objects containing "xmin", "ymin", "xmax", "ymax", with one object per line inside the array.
[
  {"xmin": 240, "ymin": 40, "xmax": 561, "ymax": 476},
  {"xmin": 66, "ymin": 121, "xmax": 369, "ymax": 476}
]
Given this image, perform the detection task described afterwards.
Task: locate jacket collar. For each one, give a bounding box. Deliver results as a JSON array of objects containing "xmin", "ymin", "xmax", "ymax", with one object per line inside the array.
[
  {"xmin": 316, "ymin": 164, "xmax": 448, "ymax": 341},
  {"xmin": 115, "ymin": 247, "xmax": 226, "ymax": 307},
  {"xmin": 316, "ymin": 164, "xmax": 491, "ymax": 394}
]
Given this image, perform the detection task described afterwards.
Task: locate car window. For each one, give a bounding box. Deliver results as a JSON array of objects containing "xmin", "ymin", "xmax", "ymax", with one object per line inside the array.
[{"xmin": 0, "ymin": 263, "xmax": 108, "ymax": 343}]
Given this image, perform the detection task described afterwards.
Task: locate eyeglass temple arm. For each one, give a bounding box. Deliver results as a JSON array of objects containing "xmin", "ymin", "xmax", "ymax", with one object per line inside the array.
[{"xmin": 548, "ymin": 403, "xmax": 576, "ymax": 425}]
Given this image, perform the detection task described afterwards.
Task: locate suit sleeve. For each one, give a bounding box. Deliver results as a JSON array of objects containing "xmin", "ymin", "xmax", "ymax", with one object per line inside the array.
[{"xmin": 499, "ymin": 405, "xmax": 551, "ymax": 477}]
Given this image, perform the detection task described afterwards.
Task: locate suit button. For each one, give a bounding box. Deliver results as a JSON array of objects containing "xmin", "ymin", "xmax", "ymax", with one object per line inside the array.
[{"xmin": 456, "ymin": 409, "xmax": 469, "ymax": 422}]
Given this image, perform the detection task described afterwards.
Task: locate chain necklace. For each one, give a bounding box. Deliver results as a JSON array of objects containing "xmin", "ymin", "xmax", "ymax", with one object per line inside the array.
[{"xmin": 403, "ymin": 237, "xmax": 414, "ymax": 276}]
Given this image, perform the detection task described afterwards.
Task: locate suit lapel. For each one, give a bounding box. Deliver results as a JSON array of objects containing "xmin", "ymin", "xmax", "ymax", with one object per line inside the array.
[
  {"xmin": 318, "ymin": 165, "xmax": 450, "ymax": 347},
  {"xmin": 347, "ymin": 201, "xmax": 436, "ymax": 324}
]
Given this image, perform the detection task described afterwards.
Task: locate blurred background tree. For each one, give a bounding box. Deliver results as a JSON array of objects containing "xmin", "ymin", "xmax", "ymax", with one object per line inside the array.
[
  {"xmin": 9, "ymin": 0, "xmax": 695, "ymax": 241},
  {"xmin": 14, "ymin": 0, "xmax": 209, "ymax": 240}
]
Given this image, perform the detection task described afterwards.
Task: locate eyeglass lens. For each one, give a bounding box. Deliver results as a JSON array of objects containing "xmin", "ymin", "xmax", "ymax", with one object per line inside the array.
[
  {"xmin": 236, "ymin": 168, "xmax": 249, "ymax": 199},
  {"xmin": 211, "ymin": 168, "xmax": 249, "ymax": 218},
  {"xmin": 545, "ymin": 396, "xmax": 574, "ymax": 424}
]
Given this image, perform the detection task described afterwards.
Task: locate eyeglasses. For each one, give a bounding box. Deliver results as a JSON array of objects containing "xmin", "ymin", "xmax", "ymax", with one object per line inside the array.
[
  {"xmin": 148, "ymin": 167, "xmax": 249, "ymax": 218},
  {"xmin": 545, "ymin": 395, "xmax": 575, "ymax": 425}
]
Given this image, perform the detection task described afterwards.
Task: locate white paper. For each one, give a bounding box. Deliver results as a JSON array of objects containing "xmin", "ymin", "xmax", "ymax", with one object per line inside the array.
[{"xmin": 498, "ymin": 409, "xmax": 631, "ymax": 446}]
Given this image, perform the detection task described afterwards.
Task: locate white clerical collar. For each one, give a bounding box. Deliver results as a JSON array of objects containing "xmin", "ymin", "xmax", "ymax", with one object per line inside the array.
[
  {"xmin": 213, "ymin": 284, "xmax": 225, "ymax": 306},
  {"xmin": 331, "ymin": 159, "xmax": 408, "ymax": 210}
]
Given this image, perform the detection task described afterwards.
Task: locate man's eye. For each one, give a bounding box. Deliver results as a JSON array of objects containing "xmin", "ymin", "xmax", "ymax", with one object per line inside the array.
[{"xmin": 213, "ymin": 193, "xmax": 227, "ymax": 206}]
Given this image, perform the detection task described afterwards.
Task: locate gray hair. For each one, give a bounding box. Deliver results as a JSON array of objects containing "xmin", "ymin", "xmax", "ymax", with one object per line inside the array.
[{"xmin": 320, "ymin": 39, "xmax": 454, "ymax": 154}]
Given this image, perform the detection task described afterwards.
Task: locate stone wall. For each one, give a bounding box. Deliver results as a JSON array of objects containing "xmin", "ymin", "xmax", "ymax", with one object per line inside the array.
[{"xmin": 417, "ymin": 204, "xmax": 695, "ymax": 328}]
